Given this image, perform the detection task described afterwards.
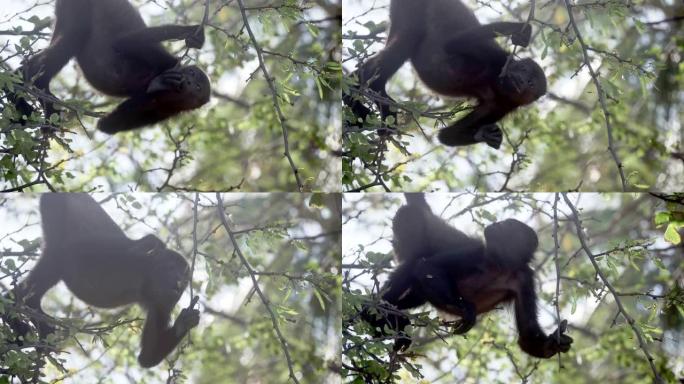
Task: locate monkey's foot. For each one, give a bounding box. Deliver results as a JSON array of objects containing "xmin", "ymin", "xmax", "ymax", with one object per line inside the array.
[
  {"xmin": 545, "ymin": 320, "xmax": 573, "ymax": 355},
  {"xmin": 474, "ymin": 124, "xmax": 503, "ymax": 149}
]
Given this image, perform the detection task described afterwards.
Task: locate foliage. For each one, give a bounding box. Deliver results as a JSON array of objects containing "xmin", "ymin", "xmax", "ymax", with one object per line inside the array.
[
  {"xmin": 342, "ymin": 0, "xmax": 683, "ymax": 192},
  {"xmin": 0, "ymin": 0, "xmax": 342, "ymax": 192},
  {"xmin": 0, "ymin": 193, "xmax": 341, "ymax": 383},
  {"xmin": 342, "ymin": 193, "xmax": 683, "ymax": 383}
]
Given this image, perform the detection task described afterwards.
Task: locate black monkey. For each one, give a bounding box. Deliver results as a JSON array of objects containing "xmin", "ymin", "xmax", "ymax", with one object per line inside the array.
[
  {"xmin": 8, "ymin": 0, "xmax": 210, "ymax": 133},
  {"xmin": 362, "ymin": 193, "xmax": 572, "ymax": 358},
  {"xmin": 343, "ymin": 0, "xmax": 546, "ymax": 149},
  {"xmin": 4, "ymin": 193, "xmax": 199, "ymax": 368}
]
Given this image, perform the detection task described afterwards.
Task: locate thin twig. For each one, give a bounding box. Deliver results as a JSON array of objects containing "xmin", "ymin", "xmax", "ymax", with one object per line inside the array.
[
  {"xmin": 561, "ymin": 0, "xmax": 627, "ymax": 190},
  {"xmin": 562, "ymin": 193, "xmax": 662, "ymax": 383},
  {"xmin": 216, "ymin": 194, "xmax": 301, "ymax": 384},
  {"xmin": 552, "ymin": 193, "xmax": 562, "ymax": 370},
  {"xmin": 235, "ymin": 0, "xmax": 304, "ymax": 191}
]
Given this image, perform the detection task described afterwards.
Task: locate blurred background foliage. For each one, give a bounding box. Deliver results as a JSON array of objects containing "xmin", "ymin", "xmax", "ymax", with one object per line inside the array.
[
  {"xmin": 0, "ymin": 0, "xmax": 342, "ymax": 192},
  {"xmin": 342, "ymin": 0, "xmax": 683, "ymax": 192},
  {"xmin": 0, "ymin": 193, "xmax": 341, "ymax": 383},
  {"xmin": 342, "ymin": 193, "xmax": 683, "ymax": 383}
]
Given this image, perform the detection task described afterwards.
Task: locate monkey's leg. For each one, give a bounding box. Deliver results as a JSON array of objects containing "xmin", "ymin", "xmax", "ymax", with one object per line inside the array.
[
  {"xmin": 345, "ymin": 6, "xmax": 423, "ymax": 130},
  {"xmin": 513, "ymin": 269, "xmax": 573, "ymax": 358},
  {"xmin": 10, "ymin": 254, "xmax": 61, "ymax": 339},
  {"xmin": 18, "ymin": 0, "xmax": 91, "ymax": 119},
  {"xmin": 437, "ymin": 104, "xmax": 508, "ymax": 149},
  {"xmin": 138, "ymin": 303, "xmax": 199, "ymax": 368}
]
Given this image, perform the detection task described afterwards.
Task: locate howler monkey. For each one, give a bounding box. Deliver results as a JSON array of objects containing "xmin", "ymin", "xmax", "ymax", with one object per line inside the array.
[
  {"xmin": 361, "ymin": 193, "xmax": 572, "ymax": 358},
  {"xmin": 9, "ymin": 0, "xmax": 210, "ymax": 133},
  {"xmin": 4, "ymin": 194, "xmax": 199, "ymax": 368},
  {"xmin": 344, "ymin": 0, "xmax": 547, "ymax": 149}
]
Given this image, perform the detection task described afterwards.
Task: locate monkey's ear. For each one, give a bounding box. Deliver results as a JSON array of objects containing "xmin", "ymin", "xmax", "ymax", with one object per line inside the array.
[{"xmin": 484, "ymin": 219, "xmax": 538, "ymax": 265}]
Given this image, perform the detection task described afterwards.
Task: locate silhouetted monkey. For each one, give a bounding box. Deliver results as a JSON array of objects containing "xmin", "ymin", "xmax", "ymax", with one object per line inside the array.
[
  {"xmin": 4, "ymin": 194, "xmax": 199, "ymax": 368},
  {"xmin": 9, "ymin": 0, "xmax": 210, "ymax": 133},
  {"xmin": 361, "ymin": 193, "xmax": 572, "ymax": 358},
  {"xmin": 344, "ymin": 0, "xmax": 547, "ymax": 149}
]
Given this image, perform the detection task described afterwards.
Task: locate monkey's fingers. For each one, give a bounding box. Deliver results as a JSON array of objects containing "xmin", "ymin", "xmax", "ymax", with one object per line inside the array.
[
  {"xmin": 189, "ymin": 295, "xmax": 200, "ymax": 309},
  {"xmin": 512, "ymin": 24, "xmax": 532, "ymax": 47},
  {"xmin": 147, "ymin": 72, "xmax": 182, "ymax": 93},
  {"xmin": 556, "ymin": 319, "xmax": 568, "ymax": 334},
  {"xmin": 550, "ymin": 320, "xmax": 573, "ymax": 352},
  {"xmin": 185, "ymin": 25, "xmax": 205, "ymax": 49},
  {"xmin": 558, "ymin": 334, "xmax": 573, "ymax": 352}
]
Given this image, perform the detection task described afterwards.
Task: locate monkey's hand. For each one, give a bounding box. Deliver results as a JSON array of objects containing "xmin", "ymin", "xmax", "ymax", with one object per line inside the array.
[
  {"xmin": 173, "ymin": 307, "xmax": 200, "ymax": 338},
  {"xmin": 185, "ymin": 25, "xmax": 205, "ymax": 49},
  {"xmin": 544, "ymin": 320, "xmax": 573, "ymax": 356},
  {"xmin": 512, "ymin": 24, "xmax": 532, "ymax": 47},
  {"xmin": 473, "ymin": 124, "xmax": 503, "ymax": 150},
  {"xmin": 147, "ymin": 69, "xmax": 185, "ymax": 93}
]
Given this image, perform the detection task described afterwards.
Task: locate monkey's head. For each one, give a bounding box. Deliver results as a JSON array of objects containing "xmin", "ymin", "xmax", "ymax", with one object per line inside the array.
[
  {"xmin": 499, "ymin": 58, "xmax": 547, "ymax": 105},
  {"xmin": 147, "ymin": 65, "xmax": 211, "ymax": 109},
  {"xmin": 178, "ymin": 65, "xmax": 211, "ymax": 107},
  {"xmin": 142, "ymin": 248, "xmax": 190, "ymax": 305},
  {"xmin": 483, "ymin": 219, "xmax": 538, "ymax": 267}
]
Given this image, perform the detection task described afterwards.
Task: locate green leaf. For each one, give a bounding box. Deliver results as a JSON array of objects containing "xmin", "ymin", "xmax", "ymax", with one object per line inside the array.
[
  {"xmin": 654, "ymin": 211, "xmax": 670, "ymax": 226},
  {"xmin": 664, "ymin": 224, "xmax": 681, "ymax": 245}
]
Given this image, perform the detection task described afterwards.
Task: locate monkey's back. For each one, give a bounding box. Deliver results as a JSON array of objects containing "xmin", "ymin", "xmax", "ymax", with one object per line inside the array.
[
  {"xmin": 405, "ymin": 0, "xmax": 505, "ymax": 98},
  {"xmin": 76, "ymin": 0, "xmax": 174, "ymax": 96}
]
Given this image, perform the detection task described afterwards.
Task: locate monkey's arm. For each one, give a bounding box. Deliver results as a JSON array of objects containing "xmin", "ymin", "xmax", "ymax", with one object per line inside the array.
[
  {"xmin": 360, "ymin": 262, "xmax": 427, "ymax": 351},
  {"xmin": 114, "ymin": 25, "xmax": 205, "ymax": 49},
  {"xmin": 111, "ymin": 25, "xmax": 203, "ymax": 71},
  {"xmin": 513, "ymin": 269, "xmax": 573, "ymax": 358},
  {"xmin": 437, "ymin": 103, "xmax": 509, "ymax": 148},
  {"xmin": 138, "ymin": 305, "xmax": 200, "ymax": 368},
  {"xmin": 96, "ymin": 92, "xmax": 183, "ymax": 134},
  {"xmin": 445, "ymin": 22, "xmax": 532, "ymax": 49}
]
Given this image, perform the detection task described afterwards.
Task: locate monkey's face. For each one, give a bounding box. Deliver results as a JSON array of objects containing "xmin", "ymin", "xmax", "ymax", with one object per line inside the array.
[
  {"xmin": 178, "ymin": 65, "xmax": 211, "ymax": 107},
  {"xmin": 146, "ymin": 65, "xmax": 211, "ymax": 109},
  {"xmin": 499, "ymin": 59, "xmax": 547, "ymax": 105},
  {"xmin": 143, "ymin": 249, "xmax": 190, "ymax": 304}
]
